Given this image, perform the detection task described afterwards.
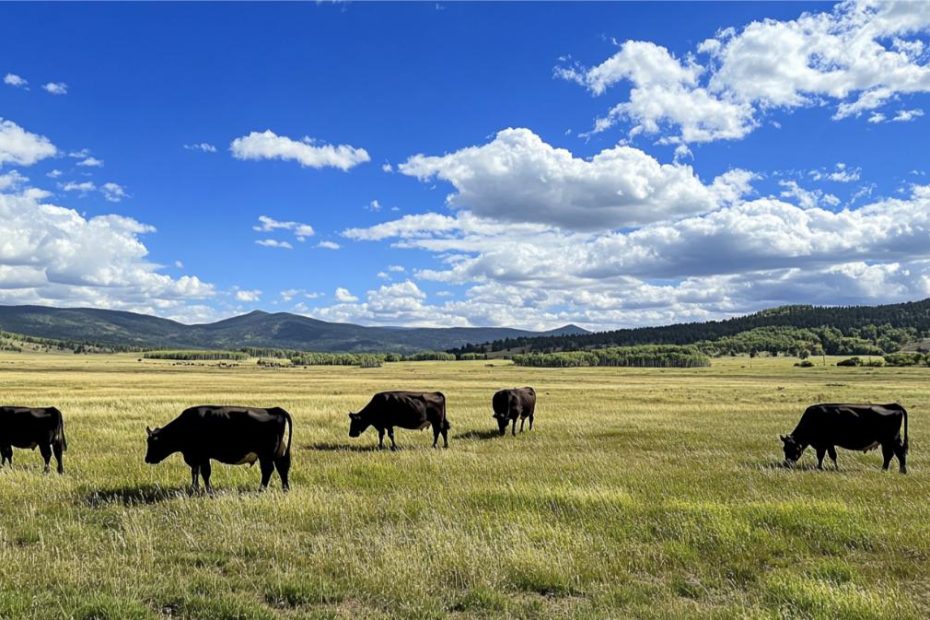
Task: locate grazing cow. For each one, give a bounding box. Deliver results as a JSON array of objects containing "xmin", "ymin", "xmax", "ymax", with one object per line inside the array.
[
  {"xmin": 0, "ymin": 406, "xmax": 67, "ymax": 474},
  {"xmin": 492, "ymin": 387, "xmax": 536, "ymax": 436},
  {"xmin": 145, "ymin": 406, "xmax": 293, "ymax": 492},
  {"xmin": 348, "ymin": 391, "xmax": 449, "ymax": 449},
  {"xmin": 780, "ymin": 403, "xmax": 909, "ymax": 472}
]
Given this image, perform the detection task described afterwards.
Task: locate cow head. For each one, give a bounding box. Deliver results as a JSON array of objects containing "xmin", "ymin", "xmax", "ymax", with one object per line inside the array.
[
  {"xmin": 492, "ymin": 411, "xmax": 509, "ymax": 435},
  {"xmin": 780, "ymin": 434, "xmax": 805, "ymax": 465},
  {"xmin": 144, "ymin": 426, "xmax": 170, "ymax": 464},
  {"xmin": 348, "ymin": 413, "xmax": 369, "ymax": 438}
]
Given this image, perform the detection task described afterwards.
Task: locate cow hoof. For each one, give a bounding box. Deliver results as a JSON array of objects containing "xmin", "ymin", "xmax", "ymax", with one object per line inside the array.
[{"xmin": 900, "ymin": 468, "xmax": 908, "ymax": 474}]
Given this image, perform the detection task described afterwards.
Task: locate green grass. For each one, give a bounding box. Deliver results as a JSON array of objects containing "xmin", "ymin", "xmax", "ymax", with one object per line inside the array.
[{"xmin": 1, "ymin": 353, "xmax": 929, "ymax": 618}]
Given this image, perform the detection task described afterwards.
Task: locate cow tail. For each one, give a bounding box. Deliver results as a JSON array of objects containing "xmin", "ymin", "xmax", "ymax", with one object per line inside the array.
[
  {"xmin": 53, "ymin": 408, "xmax": 67, "ymax": 451},
  {"xmin": 276, "ymin": 408, "xmax": 293, "ymax": 460},
  {"xmin": 441, "ymin": 393, "xmax": 450, "ymax": 431},
  {"xmin": 903, "ymin": 406, "xmax": 909, "ymax": 454}
]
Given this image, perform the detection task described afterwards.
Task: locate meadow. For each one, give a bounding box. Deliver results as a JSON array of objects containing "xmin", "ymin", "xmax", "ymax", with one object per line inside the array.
[{"xmin": 1, "ymin": 352, "xmax": 929, "ymax": 619}]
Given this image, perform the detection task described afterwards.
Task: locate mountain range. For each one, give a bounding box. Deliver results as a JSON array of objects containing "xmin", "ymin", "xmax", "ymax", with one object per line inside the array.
[{"xmin": 0, "ymin": 305, "xmax": 588, "ymax": 353}]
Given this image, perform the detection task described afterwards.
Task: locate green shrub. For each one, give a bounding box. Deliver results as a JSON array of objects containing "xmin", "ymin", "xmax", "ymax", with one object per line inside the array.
[
  {"xmin": 836, "ymin": 357, "xmax": 861, "ymax": 367},
  {"xmin": 883, "ymin": 352, "xmax": 925, "ymax": 367},
  {"xmin": 514, "ymin": 345, "xmax": 710, "ymax": 368}
]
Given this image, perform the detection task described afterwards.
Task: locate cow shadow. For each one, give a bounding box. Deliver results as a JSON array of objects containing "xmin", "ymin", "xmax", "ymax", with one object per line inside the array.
[
  {"xmin": 455, "ymin": 429, "xmax": 503, "ymax": 441},
  {"xmin": 83, "ymin": 483, "xmax": 188, "ymax": 507},
  {"xmin": 303, "ymin": 442, "xmax": 382, "ymax": 453},
  {"xmin": 756, "ymin": 460, "xmax": 824, "ymax": 472}
]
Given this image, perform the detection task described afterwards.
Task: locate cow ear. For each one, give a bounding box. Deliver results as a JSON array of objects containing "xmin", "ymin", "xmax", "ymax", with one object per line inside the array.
[
  {"xmin": 146, "ymin": 426, "xmax": 153, "ymax": 437},
  {"xmin": 780, "ymin": 434, "xmax": 788, "ymax": 443}
]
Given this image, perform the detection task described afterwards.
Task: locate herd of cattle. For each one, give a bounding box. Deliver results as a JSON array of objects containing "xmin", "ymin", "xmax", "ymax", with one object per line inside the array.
[{"xmin": 0, "ymin": 387, "xmax": 910, "ymax": 492}]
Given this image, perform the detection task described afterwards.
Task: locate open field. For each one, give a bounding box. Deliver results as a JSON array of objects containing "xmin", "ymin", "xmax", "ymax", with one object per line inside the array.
[{"xmin": 1, "ymin": 353, "xmax": 929, "ymax": 619}]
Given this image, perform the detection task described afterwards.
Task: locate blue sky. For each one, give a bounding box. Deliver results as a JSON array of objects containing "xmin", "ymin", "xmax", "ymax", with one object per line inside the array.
[{"xmin": 1, "ymin": 1, "xmax": 929, "ymax": 330}]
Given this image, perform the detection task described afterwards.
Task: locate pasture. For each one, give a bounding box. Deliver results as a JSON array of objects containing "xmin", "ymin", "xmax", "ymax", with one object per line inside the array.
[{"xmin": 1, "ymin": 352, "xmax": 929, "ymax": 619}]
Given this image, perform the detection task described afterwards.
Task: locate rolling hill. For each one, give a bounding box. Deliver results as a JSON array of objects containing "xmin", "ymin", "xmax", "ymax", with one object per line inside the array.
[
  {"xmin": 451, "ymin": 299, "xmax": 930, "ymax": 354},
  {"xmin": 0, "ymin": 305, "xmax": 588, "ymax": 353}
]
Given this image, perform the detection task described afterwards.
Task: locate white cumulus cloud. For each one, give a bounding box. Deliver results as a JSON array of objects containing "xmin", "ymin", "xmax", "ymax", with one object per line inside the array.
[
  {"xmin": 42, "ymin": 82, "xmax": 68, "ymax": 95},
  {"xmin": 4, "ymin": 74, "xmax": 27, "ymax": 89},
  {"xmin": 0, "ymin": 177, "xmax": 215, "ymax": 314},
  {"xmin": 0, "ymin": 119, "xmax": 57, "ymax": 167},
  {"xmin": 255, "ymin": 239, "xmax": 294, "ymax": 250},
  {"xmin": 100, "ymin": 182, "xmax": 127, "ymax": 202},
  {"xmin": 77, "ymin": 157, "xmax": 104, "ymax": 167},
  {"xmin": 253, "ymin": 215, "xmax": 314, "ymax": 241},
  {"xmin": 230, "ymin": 130, "xmax": 370, "ymax": 171},
  {"xmin": 559, "ymin": 1, "xmax": 930, "ymax": 143},
  {"xmin": 398, "ymin": 128, "xmax": 751, "ymax": 230},
  {"xmin": 334, "ymin": 287, "xmax": 358, "ymax": 303},
  {"xmin": 184, "ymin": 143, "xmax": 218, "ymax": 153}
]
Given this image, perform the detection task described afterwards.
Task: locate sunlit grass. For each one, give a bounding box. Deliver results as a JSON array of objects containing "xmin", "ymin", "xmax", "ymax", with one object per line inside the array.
[{"xmin": 0, "ymin": 353, "xmax": 928, "ymax": 618}]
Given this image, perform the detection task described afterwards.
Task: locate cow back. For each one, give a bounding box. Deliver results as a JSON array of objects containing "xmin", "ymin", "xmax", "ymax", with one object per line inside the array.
[{"xmin": 365, "ymin": 391, "xmax": 445, "ymax": 430}]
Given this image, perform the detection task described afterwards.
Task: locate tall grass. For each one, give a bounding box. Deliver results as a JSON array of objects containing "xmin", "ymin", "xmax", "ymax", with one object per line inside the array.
[{"xmin": 0, "ymin": 353, "xmax": 927, "ymax": 618}]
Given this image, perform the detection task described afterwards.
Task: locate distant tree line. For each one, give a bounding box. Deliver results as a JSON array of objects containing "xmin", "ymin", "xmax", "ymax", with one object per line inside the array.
[
  {"xmin": 0, "ymin": 330, "xmax": 130, "ymax": 354},
  {"xmin": 288, "ymin": 351, "xmax": 457, "ymax": 366},
  {"xmin": 513, "ymin": 345, "xmax": 710, "ymax": 368},
  {"xmin": 450, "ymin": 300, "xmax": 930, "ymax": 357},
  {"xmin": 143, "ymin": 350, "xmax": 249, "ymax": 361},
  {"xmin": 692, "ymin": 325, "xmax": 911, "ymax": 357}
]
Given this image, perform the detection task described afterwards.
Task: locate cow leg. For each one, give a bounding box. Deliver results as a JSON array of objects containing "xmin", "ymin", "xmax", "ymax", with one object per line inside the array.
[
  {"xmin": 39, "ymin": 443, "xmax": 52, "ymax": 474},
  {"xmin": 894, "ymin": 439, "xmax": 908, "ymax": 474},
  {"xmin": 881, "ymin": 443, "xmax": 894, "ymax": 471},
  {"xmin": 529, "ymin": 414, "xmax": 534, "ymax": 431},
  {"xmin": 441, "ymin": 425, "xmax": 449, "ymax": 449},
  {"xmin": 190, "ymin": 465, "xmax": 201, "ymax": 494},
  {"xmin": 258, "ymin": 458, "xmax": 274, "ymax": 491},
  {"xmin": 53, "ymin": 440, "xmax": 64, "ymax": 474},
  {"xmin": 274, "ymin": 451, "xmax": 291, "ymax": 492},
  {"xmin": 201, "ymin": 460, "xmax": 213, "ymax": 494},
  {"xmin": 519, "ymin": 416, "xmax": 526, "ymax": 433},
  {"xmin": 432, "ymin": 423, "xmax": 440, "ymax": 448},
  {"xmin": 512, "ymin": 418, "xmax": 517, "ymax": 436},
  {"xmin": 387, "ymin": 427, "xmax": 397, "ymax": 451},
  {"xmin": 827, "ymin": 446, "xmax": 838, "ymax": 470},
  {"xmin": 815, "ymin": 446, "xmax": 826, "ymax": 470},
  {"xmin": 377, "ymin": 428, "xmax": 386, "ymax": 450},
  {"xmin": 0, "ymin": 445, "xmax": 11, "ymax": 468}
]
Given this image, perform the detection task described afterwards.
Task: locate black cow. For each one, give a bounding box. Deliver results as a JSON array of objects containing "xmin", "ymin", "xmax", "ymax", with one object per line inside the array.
[
  {"xmin": 348, "ymin": 391, "xmax": 449, "ymax": 449},
  {"xmin": 492, "ymin": 387, "xmax": 536, "ymax": 436},
  {"xmin": 780, "ymin": 403, "xmax": 909, "ymax": 472},
  {"xmin": 145, "ymin": 406, "xmax": 293, "ymax": 492},
  {"xmin": 0, "ymin": 406, "xmax": 67, "ymax": 474}
]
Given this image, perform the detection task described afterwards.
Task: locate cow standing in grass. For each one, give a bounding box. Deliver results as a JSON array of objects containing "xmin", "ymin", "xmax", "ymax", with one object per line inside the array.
[
  {"xmin": 492, "ymin": 387, "xmax": 536, "ymax": 436},
  {"xmin": 348, "ymin": 391, "xmax": 449, "ymax": 449},
  {"xmin": 145, "ymin": 406, "xmax": 293, "ymax": 492},
  {"xmin": 0, "ymin": 406, "xmax": 67, "ymax": 474},
  {"xmin": 780, "ymin": 403, "xmax": 909, "ymax": 472}
]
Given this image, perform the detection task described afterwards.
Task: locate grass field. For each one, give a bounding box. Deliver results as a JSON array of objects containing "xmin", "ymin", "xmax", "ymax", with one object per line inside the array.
[{"xmin": 1, "ymin": 352, "xmax": 929, "ymax": 619}]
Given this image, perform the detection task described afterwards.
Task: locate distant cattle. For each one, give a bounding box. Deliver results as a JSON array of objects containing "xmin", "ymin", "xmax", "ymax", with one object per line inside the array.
[
  {"xmin": 781, "ymin": 403, "xmax": 908, "ymax": 472},
  {"xmin": 0, "ymin": 406, "xmax": 67, "ymax": 474},
  {"xmin": 492, "ymin": 387, "xmax": 536, "ymax": 436},
  {"xmin": 349, "ymin": 391, "xmax": 449, "ymax": 449},
  {"xmin": 145, "ymin": 406, "xmax": 293, "ymax": 492}
]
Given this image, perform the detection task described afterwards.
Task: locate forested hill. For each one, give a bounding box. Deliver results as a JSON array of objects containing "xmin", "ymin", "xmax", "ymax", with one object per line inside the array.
[
  {"xmin": 0, "ymin": 305, "xmax": 588, "ymax": 353},
  {"xmin": 451, "ymin": 299, "xmax": 930, "ymax": 354}
]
